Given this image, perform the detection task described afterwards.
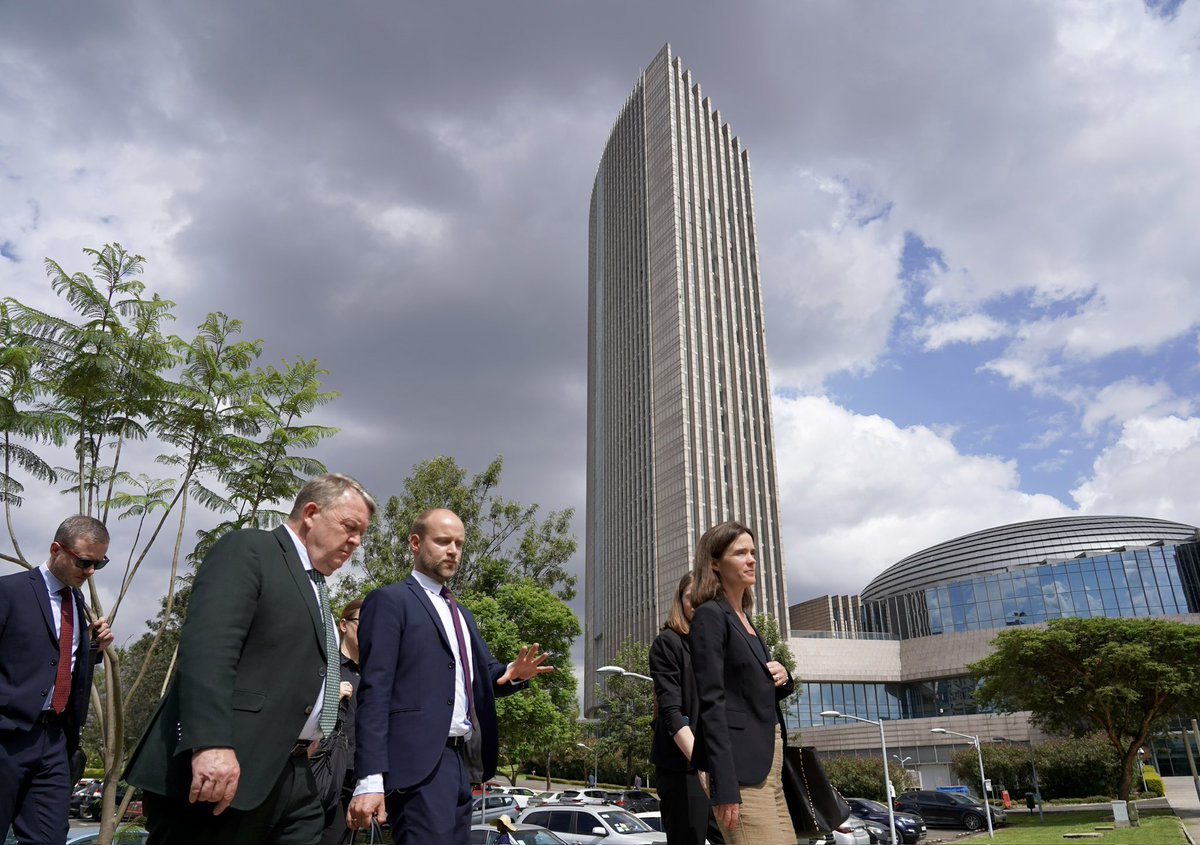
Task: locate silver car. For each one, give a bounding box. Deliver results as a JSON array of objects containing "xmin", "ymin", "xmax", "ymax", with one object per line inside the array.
[
  {"xmin": 519, "ymin": 805, "xmax": 666, "ymax": 844},
  {"xmin": 472, "ymin": 794, "xmax": 526, "ymax": 823}
]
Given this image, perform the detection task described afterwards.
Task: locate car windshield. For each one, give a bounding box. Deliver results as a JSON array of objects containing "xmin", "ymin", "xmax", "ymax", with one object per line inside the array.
[
  {"xmin": 855, "ymin": 799, "xmax": 887, "ymax": 812},
  {"xmin": 515, "ymin": 832, "xmax": 568, "ymax": 845},
  {"xmin": 947, "ymin": 793, "xmax": 981, "ymax": 806},
  {"xmin": 599, "ymin": 810, "xmax": 653, "ymax": 833}
]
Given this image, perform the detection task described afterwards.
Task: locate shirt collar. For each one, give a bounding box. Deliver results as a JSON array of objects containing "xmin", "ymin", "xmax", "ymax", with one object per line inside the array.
[
  {"xmin": 39, "ymin": 561, "xmax": 68, "ymax": 594},
  {"xmin": 284, "ymin": 525, "xmax": 314, "ymax": 573},
  {"xmin": 411, "ymin": 568, "xmax": 446, "ymax": 596}
]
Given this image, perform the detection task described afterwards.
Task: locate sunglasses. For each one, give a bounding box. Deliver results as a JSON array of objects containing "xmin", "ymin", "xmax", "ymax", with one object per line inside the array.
[{"xmin": 60, "ymin": 545, "xmax": 110, "ymax": 571}]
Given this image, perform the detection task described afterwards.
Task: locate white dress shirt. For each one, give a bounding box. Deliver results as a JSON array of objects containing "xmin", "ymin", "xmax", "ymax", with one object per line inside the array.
[
  {"xmin": 284, "ymin": 525, "xmax": 339, "ymax": 741},
  {"xmin": 39, "ymin": 562, "xmax": 82, "ymax": 711}
]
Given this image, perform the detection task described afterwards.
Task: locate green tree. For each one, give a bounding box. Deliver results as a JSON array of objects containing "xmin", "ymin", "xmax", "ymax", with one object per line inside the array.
[
  {"xmin": 341, "ymin": 455, "xmax": 576, "ymax": 601},
  {"xmin": 970, "ymin": 616, "xmax": 1200, "ymax": 800},
  {"xmin": 594, "ymin": 640, "xmax": 654, "ymax": 786},
  {"xmin": 463, "ymin": 578, "xmax": 581, "ymax": 783},
  {"xmin": 1, "ymin": 245, "xmax": 338, "ymax": 844},
  {"xmin": 823, "ymin": 755, "xmax": 908, "ymax": 803}
]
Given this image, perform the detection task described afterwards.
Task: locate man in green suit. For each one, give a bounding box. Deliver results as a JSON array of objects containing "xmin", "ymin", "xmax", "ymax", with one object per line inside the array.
[{"xmin": 126, "ymin": 473, "xmax": 375, "ymax": 845}]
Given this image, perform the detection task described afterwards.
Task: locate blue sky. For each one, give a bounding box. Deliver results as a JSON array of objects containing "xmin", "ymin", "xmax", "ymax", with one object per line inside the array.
[{"xmin": 2, "ymin": 0, "xmax": 1198, "ymax": 642}]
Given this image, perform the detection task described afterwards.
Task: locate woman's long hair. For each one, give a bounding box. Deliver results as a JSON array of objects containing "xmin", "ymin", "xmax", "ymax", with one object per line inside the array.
[
  {"xmin": 663, "ymin": 572, "xmax": 694, "ymax": 636},
  {"xmin": 690, "ymin": 520, "xmax": 755, "ymax": 612}
]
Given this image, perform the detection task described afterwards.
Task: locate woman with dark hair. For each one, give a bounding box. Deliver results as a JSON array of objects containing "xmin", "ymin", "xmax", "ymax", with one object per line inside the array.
[
  {"xmin": 650, "ymin": 572, "xmax": 718, "ymax": 845},
  {"xmin": 689, "ymin": 522, "xmax": 794, "ymax": 845}
]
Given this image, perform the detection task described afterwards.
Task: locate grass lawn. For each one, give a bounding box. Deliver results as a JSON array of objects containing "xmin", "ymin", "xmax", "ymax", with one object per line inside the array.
[{"xmin": 953, "ymin": 809, "xmax": 1188, "ymax": 845}]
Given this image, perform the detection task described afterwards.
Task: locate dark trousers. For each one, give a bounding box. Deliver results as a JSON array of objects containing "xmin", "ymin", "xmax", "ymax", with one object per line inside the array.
[
  {"xmin": 0, "ymin": 719, "xmax": 71, "ymax": 845},
  {"xmin": 384, "ymin": 743, "xmax": 473, "ymax": 845},
  {"xmin": 657, "ymin": 766, "xmax": 722, "ymax": 845},
  {"xmin": 143, "ymin": 755, "xmax": 323, "ymax": 845}
]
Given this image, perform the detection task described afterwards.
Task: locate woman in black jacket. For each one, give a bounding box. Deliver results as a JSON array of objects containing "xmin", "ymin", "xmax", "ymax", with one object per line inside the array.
[
  {"xmin": 690, "ymin": 521, "xmax": 794, "ymax": 845},
  {"xmin": 650, "ymin": 573, "xmax": 719, "ymax": 845}
]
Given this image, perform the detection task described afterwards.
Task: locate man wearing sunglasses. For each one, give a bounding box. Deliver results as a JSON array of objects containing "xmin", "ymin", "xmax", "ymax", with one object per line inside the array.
[{"xmin": 0, "ymin": 514, "xmax": 115, "ymax": 844}]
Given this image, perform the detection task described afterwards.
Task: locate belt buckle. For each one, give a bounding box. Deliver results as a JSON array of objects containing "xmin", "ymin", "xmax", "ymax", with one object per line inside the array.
[{"xmin": 290, "ymin": 739, "xmax": 312, "ymax": 758}]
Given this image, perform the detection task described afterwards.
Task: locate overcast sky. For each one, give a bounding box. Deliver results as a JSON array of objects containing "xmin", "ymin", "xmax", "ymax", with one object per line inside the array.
[{"xmin": 3, "ymin": 0, "xmax": 1199, "ymax": 654}]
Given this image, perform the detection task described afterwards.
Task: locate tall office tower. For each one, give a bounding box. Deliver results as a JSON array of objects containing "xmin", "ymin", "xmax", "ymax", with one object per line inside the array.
[{"xmin": 585, "ymin": 44, "xmax": 788, "ymax": 710}]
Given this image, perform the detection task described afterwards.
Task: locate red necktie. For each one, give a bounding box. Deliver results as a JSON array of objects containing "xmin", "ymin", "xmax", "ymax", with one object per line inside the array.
[
  {"xmin": 440, "ymin": 586, "xmax": 475, "ymax": 718},
  {"xmin": 52, "ymin": 587, "xmax": 74, "ymax": 714}
]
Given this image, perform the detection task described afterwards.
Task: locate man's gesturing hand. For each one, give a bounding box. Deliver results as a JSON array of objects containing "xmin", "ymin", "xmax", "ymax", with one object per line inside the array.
[
  {"xmin": 497, "ymin": 643, "xmax": 554, "ymax": 684},
  {"xmin": 190, "ymin": 747, "xmax": 240, "ymax": 815}
]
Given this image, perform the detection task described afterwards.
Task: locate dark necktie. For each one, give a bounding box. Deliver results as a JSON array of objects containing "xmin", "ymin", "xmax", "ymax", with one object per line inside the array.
[
  {"xmin": 439, "ymin": 585, "xmax": 475, "ymax": 718},
  {"xmin": 309, "ymin": 571, "xmax": 341, "ymax": 736},
  {"xmin": 51, "ymin": 587, "xmax": 74, "ymax": 714}
]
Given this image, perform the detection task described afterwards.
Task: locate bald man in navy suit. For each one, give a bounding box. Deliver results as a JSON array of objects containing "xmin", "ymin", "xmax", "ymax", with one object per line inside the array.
[{"xmin": 0, "ymin": 515, "xmax": 114, "ymax": 844}]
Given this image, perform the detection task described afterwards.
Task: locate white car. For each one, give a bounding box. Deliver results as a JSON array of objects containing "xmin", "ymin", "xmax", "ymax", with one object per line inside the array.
[
  {"xmin": 830, "ymin": 814, "xmax": 872, "ymax": 845},
  {"xmin": 633, "ymin": 811, "xmax": 722, "ymax": 845},
  {"xmin": 519, "ymin": 804, "xmax": 666, "ymax": 844}
]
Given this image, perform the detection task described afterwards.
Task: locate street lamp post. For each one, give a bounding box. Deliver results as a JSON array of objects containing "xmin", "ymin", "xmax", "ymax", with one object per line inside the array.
[
  {"xmin": 821, "ymin": 710, "xmax": 897, "ymax": 845},
  {"xmin": 892, "ymin": 755, "xmax": 913, "ymax": 789},
  {"xmin": 597, "ymin": 664, "xmax": 654, "ymax": 683},
  {"xmin": 931, "ymin": 728, "xmax": 994, "ymax": 838},
  {"xmin": 993, "ymin": 736, "xmax": 1043, "ymax": 822},
  {"xmin": 577, "ymin": 742, "xmax": 598, "ymax": 787}
]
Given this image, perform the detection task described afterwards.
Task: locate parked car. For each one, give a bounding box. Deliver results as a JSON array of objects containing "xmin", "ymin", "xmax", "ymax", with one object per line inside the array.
[
  {"xmin": 577, "ymin": 789, "xmax": 610, "ymax": 804},
  {"xmin": 472, "ymin": 794, "xmax": 527, "ymax": 823},
  {"xmin": 470, "ymin": 822, "xmax": 570, "ymax": 845},
  {"xmin": 633, "ymin": 812, "xmax": 727, "ymax": 845},
  {"xmin": 829, "ymin": 814, "xmax": 871, "ymax": 845},
  {"xmin": 519, "ymin": 805, "xmax": 666, "ymax": 844},
  {"xmin": 528, "ymin": 790, "xmax": 592, "ymax": 807},
  {"xmin": 67, "ymin": 829, "xmax": 149, "ymax": 845},
  {"xmin": 845, "ymin": 797, "xmax": 926, "ymax": 843},
  {"xmin": 609, "ymin": 790, "xmax": 659, "ymax": 814},
  {"xmin": 893, "ymin": 790, "xmax": 1006, "ymax": 831}
]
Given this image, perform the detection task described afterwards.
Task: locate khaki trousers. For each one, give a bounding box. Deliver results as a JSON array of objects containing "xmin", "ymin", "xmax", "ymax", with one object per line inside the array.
[{"xmin": 715, "ymin": 735, "xmax": 795, "ymax": 845}]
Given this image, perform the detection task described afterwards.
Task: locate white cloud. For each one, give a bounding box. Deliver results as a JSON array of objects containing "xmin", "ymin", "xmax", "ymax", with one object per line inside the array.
[
  {"xmin": 1071, "ymin": 415, "xmax": 1200, "ymax": 519},
  {"xmin": 764, "ymin": 173, "xmax": 905, "ymax": 390},
  {"xmin": 773, "ymin": 394, "xmax": 1071, "ymax": 602},
  {"xmin": 918, "ymin": 313, "xmax": 1008, "ymax": 351},
  {"xmin": 1079, "ymin": 377, "xmax": 1192, "ymax": 434}
]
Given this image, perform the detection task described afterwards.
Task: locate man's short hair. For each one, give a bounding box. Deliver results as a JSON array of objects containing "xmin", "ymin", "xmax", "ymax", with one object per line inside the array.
[
  {"xmin": 289, "ymin": 473, "xmax": 377, "ymax": 519},
  {"xmin": 410, "ymin": 508, "xmax": 459, "ymax": 540},
  {"xmin": 54, "ymin": 515, "xmax": 109, "ymax": 547}
]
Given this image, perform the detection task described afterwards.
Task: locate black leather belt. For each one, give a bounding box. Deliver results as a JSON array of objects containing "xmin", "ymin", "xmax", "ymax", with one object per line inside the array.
[
  {"xmin": 37, "ymin": 710, "xmax": 65, "ymax": 726},
  {"xmin": 446, "ymin": 735, "xmax": 467, "ymax": 749},
  {"xmin": 290, "ymin": 739, "xmax": 313, "ymax": 758}
]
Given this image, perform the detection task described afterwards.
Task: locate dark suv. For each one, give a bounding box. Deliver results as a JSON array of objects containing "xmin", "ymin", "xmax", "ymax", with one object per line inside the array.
[
  {"xmin": 845, "ymin": 797, "xmax": 926, "ymax": 843},
  {"xmin": 893, "ymin": 790, "xmax": 1005, "ymax": 831},
  {"xmin": 609, "ymin": 790, "xmax": 659, "ymax": 814}
]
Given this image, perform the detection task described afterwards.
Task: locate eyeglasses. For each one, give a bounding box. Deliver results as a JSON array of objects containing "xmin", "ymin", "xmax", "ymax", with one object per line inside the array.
[
  {"xmin": 60, "ymin": 545, "xmax": 110, "ymax": 571},
  {"xmin": 342, "ymin": 617, "xmax": 359, "ymax": 625}
]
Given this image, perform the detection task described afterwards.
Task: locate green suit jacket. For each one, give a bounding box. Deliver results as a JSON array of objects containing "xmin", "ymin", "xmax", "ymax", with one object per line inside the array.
[{"xmin": 125, "ymin": 525, "xmax": 328, "ymax": 810}]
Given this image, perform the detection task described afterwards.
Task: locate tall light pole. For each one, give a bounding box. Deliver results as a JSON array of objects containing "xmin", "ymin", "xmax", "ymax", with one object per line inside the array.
[
  {"xmin": 993, "ymin": 735, "xmax": 1043, "ymax": 822},
  {"xmin": 892, "ymin": 755, "xmax": 913, "ymax": 789},
  {"xmin": 577, "ymin": 742, "xmax": 598, "ymax": 786},
  {"xmin": 931, "ymin": 728, "xmax": 994, "ymax": 838},
  {"xmin": 821, "ymin": 710, "xmax": 897, "ymax": 845},
  {"xmin": 597, "ymin": 664, "xmax": 654, "ymax": 683}
]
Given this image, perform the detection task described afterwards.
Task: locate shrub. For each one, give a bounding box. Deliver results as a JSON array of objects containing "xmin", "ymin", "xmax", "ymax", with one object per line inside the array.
[
  {"xmin": 821, "ymin": 755, "xmax": 906, "ymax": 803},
  {"xmin": 1142, "ymin": 764, "xmax": 1165, "ymax": 797}
]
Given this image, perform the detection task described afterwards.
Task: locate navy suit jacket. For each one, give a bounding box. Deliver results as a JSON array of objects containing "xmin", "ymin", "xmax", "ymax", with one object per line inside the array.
[
  {"xmin": 354, "ymin": 575, "xmax": 522, "ymax": 790},
  {"xmin": 0, "ymin": 567, "xmax": 95, "ymax": 755},
  {"xmin": 649, "ymin": 627, "xmax": 698, "ymax": 773},
  {"xmin": 690, "ymin": 598, "xmax": 794, "ymax": 805}
]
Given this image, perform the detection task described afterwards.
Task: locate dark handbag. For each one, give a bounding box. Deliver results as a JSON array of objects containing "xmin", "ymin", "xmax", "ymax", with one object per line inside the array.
[
  {"xmin": 338, "ymin": 819, "xmax": 387, "ymax": 844},
  {"xmin": 781, "ymin": 744, "xmax": 851, "ymax": 835},
  {"xmin": 310, "ymin": 728, "xmax": 353, "ymax": 813}
]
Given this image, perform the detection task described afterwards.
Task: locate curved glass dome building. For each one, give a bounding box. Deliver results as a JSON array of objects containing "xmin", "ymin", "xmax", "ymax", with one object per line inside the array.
[
  {"xmin": 789, "ymin": 515, "xmax": 1200, "ymax": 783},
  {"xmin": 859, "ymin": 515, "xmax": 1200, "ymax": 639}
]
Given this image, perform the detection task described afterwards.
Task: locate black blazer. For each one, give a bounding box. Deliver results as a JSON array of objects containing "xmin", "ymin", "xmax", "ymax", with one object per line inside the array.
[
  {"xmin": 690, "ymin": 598, "xmax": 794, "ymax": 806},
  {"xmin": 0, "ymin": 568, "xmax": 96, "ymax": 755},
  {"xmin": 126, "ymin": 526, "xmax": 330, "ymax": 810},
  {"xmin": 649, "ymin": 627, "xmax": 697, "ymax": 773}
]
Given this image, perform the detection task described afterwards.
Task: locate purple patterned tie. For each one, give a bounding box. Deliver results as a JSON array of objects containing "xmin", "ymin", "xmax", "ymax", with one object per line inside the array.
[{"xmin": 440, "ymin": 585, "xmax": 475, "ymax": 718}]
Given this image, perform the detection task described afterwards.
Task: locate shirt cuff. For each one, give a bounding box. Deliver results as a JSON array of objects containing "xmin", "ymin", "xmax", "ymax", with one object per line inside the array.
[{"xmin": 353, "ymin": 774, "xmax": 384, "ymax": 797}]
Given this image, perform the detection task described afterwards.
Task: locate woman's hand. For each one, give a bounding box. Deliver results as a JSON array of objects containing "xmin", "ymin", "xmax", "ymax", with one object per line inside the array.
[
  {"xmin": 714, "ymin": 801, "xmax": 740, "ymax": 830},
  {"xmin": 766, "ymin": 660, "xmax": 789, "ymax": 687}
]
